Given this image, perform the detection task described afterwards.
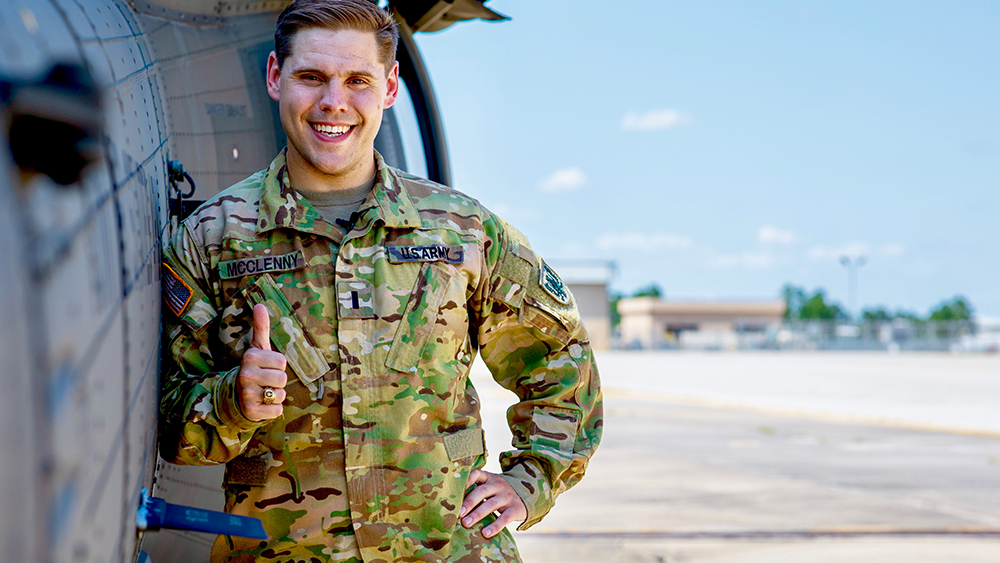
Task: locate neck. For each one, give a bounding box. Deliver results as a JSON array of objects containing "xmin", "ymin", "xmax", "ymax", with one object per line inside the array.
[{"xmin": 285, "ymin": 149, "xmax": 376, "ymax": 193}]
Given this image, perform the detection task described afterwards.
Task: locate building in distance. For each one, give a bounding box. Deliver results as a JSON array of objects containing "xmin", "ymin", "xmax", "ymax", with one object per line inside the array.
[
  {"xmin": 553, "ymin": 260, "xmax": 615, "ymax": 350},
  {"xmin": 619, "ymin": 297, "xmax": 786, "ymax": 350}
]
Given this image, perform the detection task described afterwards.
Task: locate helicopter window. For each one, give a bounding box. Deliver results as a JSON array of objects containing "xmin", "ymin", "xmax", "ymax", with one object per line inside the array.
[{"xmin": 392, "ymin": 76, "xmax": 428, "ymax": 179}]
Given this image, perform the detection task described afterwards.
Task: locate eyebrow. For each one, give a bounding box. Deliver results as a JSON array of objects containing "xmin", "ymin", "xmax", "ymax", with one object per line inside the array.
[{"xmin": 291, "ymin": 66, "xmax": 378, "ymax": 79}]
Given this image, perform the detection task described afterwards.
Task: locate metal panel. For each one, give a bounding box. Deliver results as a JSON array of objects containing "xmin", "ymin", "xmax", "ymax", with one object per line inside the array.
[
  {"xmin": 143, "ymin": 10, "xmax": 282, "ymax": 198},
  {"xmin": 0, "ymin": 74, "xmax": 38, "ymax": 563},
  {"xmin": 72, "ymin": 311, "xmax": 127, "ymax": 563},
  {"xmin": 141, "ymin": 463, "xmax": 226, "ymax": 560}
]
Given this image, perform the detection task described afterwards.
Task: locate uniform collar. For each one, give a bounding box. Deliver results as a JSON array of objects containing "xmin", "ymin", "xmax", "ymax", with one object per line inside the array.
[{"xmin": 256, "ymin": 150, "xmax": 422, "ymax": 237}]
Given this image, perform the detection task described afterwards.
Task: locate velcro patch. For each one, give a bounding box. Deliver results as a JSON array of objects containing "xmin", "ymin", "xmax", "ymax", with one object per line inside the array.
[
  {"xmin": 162, "ymin": 263, "xmax": 193, "ymax": 317},
  {"xmin": 337, "ymin": 281, "xmax": 375, "ymax": 319},
  {"xmin": 218, "ymin": 250, "xmax": 304, "ymax": 280},
  {"xmin": 443, "ymin": 427, "xmax": 485, "ymax": 461},
  {"xmin": 539, "ymin": 260, "xmax": 570, "ymax": 305},
  {"xmin": 225, "ymin": 456, "xmax": 268, "ymax": 487},
  {"xmin": 386, "ymin": 245, "xmax": 463, "ymax": 264}
]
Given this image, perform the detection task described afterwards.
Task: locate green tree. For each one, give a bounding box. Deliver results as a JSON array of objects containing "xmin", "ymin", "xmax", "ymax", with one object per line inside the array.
[
  {"xmin": 782, "ymin": 284, "xmax": 845, "ymax": 320},
  {"xmin": 781, "ymin": 284, "xmax": 807, "ymax": 320},
  {"xmin": 798, "ymin": 290, "xmax": 845, "ymax": 320},
  {"xmin": 632, "ymin": 284, "xmax": 662, "ymax": 298},
  {"xmin": 610, "ymin": 292, "xmax": 622, "ymax": 327},
  {"xmin": 861, "ymin": 307, "xmax": 892, "ymax": 321},
  {"xmin": 929, "ymin": 296, "xmax": 974, "ymax": 321},
  {"xmin": 609, "ymin": 284, "xmax": 663, "ymax": 328}
]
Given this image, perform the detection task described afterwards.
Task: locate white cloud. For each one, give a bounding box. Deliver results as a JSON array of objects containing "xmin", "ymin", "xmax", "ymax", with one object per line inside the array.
[
  {"xmin": 557, "ymin": 241, "xmax": 592, "ymax": 258},
  {"xmin": 538, "ymin": 167, "xmax": 587, "ymax": 193},
  {"xmin": 757, "ymin": 225, "xmax": 796, "ymax": 244},
  {"xmin": 710, "ymin": 251, "xmax": 776, "ymax": 269},
  {"xmin": 490, "ymin": 202, "xmax": 543, "ymax": 224},
  {"xmin": 806, "ymin": 241, "xmax": 871, "ymax": 262},
  {"xmin": 596, "ymin": 231, "xmax": 694, "ymax": 251},
  {"xmin": 806, "ymin": 241, "xmax": 906, "ymax": 262},
  {"xmin": 878, "ymin": 243, "xmax": 905, "ymax": 257},
  {"xmin": 621, "ymin": 109, "xmax": 692, "ymax": 132}
]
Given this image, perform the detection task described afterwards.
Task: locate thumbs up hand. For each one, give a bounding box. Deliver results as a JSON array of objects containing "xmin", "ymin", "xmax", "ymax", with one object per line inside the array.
[{"xmin": 237, "ymin": 303, "xmax": 288, "ymax": 421}]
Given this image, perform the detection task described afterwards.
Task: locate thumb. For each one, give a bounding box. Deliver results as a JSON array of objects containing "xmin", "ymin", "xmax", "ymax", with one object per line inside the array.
[{"xmin": 251, "ymin": 303, "xmax": 271, "ymax": 351}]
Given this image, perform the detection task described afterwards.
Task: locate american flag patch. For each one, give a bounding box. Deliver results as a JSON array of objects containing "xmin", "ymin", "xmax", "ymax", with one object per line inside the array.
[{"xmin": 162, "ymin": 263, "xmax": 193, "ymax": 317}]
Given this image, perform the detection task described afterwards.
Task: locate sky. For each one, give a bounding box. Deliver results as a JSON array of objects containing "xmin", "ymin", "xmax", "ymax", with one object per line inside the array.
[{"xmin": 411, "ymin": 1, "xmax": 1000, "ymax": 319}]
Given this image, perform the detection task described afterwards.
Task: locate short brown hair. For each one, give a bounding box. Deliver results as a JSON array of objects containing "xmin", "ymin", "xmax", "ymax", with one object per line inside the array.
[{"xmin": 274, "ymin": 0, "xmax": 399, "ymax": 72}]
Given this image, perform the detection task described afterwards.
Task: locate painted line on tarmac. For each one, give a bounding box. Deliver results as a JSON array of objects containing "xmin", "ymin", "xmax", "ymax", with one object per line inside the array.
[
  {"xmin": 524, "ymin": 527, "xmax": 1000, "ymax": 540},
  {"xmin": 603, "ymin": 387, "xmax": 1000, "ymax": 439}
]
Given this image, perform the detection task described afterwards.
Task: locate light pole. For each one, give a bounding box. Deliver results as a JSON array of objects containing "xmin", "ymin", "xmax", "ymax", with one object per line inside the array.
[{"xmin": 839, "ymin": 255, "xmax": 866, "ymax": 320}]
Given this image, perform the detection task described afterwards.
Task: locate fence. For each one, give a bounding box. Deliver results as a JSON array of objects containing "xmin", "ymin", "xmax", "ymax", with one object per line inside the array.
[
  {"xmin": 616, "ymin": 319, "xmax": 998, "ymax": 352},
  {"xmin": 773, "ymin": 319, "xmax": 982, "ymax": 352}
]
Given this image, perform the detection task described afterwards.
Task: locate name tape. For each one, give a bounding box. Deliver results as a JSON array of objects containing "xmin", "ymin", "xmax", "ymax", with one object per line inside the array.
[
  {"xmin": 386, "ymin": 245, "xmax": 464, "ymax": 264},
  {"xmin": 218, "ymin": 250, "xmax": 304, "ymax": 280}
]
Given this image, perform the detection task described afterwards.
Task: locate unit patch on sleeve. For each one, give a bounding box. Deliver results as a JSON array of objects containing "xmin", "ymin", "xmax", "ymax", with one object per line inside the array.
[
  {"xmin": 386, "ymin": 244, "xmax": 464, "ymax": 264},
  {"xmin": 539, "ymin": 260, "xmax": 571, "ymax": 305},
  {"xmin": 162, "ymin": 263, "xmax": 193, "ymax": 317},
  {"xmin": 217, "ymin": 249, "xmax": 304, "ymax": 280}
]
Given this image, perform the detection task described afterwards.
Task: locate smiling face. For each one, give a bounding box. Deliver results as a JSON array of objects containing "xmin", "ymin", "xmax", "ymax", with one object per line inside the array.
[{"xmin": 266, "ymin": 27, "xmax": 399, "ymax": 191}]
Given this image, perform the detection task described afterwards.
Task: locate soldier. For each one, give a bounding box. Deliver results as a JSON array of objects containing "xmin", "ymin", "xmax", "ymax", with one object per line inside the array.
[{"xmin": 159, "ymin": 1, "xmax": 602, "ymax": 561}]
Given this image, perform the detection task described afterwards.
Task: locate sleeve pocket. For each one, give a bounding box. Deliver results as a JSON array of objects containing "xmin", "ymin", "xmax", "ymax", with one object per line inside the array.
[
  {"xmin": 243, "ymin": 273, "xmax": 331, "ymax": 393},
  {"xmin": 530, "ymin": 406, "xmax": 581, "ymax": 459}
]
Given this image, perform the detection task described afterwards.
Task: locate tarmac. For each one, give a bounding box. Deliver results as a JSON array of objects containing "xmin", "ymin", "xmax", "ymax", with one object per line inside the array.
[{"xmin": 470, "ymin": 351, "xmax": 1000, "ymax": 563}]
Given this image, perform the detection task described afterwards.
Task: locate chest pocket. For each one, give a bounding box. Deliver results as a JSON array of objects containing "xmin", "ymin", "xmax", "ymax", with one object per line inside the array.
[
  {"xmin": 243, "ymin": 273, "xmax": 332, "ymax": 396},
  {"xmin": 385, "ymin": 262, "xmax": 463, "ymax": 374}
]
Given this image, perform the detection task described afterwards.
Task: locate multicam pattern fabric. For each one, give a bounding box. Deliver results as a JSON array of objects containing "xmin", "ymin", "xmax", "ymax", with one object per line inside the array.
[{"xmin": 159, "ymin": 150, "xmax": 603, "ymax": 563}]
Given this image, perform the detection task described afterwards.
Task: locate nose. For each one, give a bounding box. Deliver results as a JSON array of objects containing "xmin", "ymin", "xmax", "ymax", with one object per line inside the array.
[{"xmin": 319, "ymin": 82, "xmax": 349, "ymax": 113}]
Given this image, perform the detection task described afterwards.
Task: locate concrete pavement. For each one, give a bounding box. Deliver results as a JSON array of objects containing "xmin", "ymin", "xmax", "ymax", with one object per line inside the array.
[{"xmin": 470, "ymin": 352, "xmax": 1000, "ymax": 563}]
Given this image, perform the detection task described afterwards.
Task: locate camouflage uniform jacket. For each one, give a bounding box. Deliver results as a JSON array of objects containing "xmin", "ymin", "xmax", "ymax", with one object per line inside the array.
[{"xmin": 159, "ymin": 151, "xmax": 603, "ymax": 563}]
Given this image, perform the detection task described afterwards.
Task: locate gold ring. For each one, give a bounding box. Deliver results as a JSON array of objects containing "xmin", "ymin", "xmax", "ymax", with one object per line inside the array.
[{"xmin": 261, "ymin": 386, "xmax": 277, "ymax": 405}]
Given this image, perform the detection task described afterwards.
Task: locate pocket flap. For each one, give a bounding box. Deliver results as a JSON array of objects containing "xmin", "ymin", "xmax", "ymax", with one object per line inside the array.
[
  {"xmin": 529, "ymin": 406, "xmax": 580, "ymax": 456},
  {"xmin": 386, "ymin": 263, "xmax": 455, "ymax": 373},
  {"xmin": 243, "ymin": 274, "xmax": 331, "ymax": 388}
]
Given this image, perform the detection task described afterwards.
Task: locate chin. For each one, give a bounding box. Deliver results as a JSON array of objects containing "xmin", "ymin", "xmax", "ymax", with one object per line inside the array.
[{"xmin": 311, "ymin": 159, "xmax": 354, "ymax": 177}]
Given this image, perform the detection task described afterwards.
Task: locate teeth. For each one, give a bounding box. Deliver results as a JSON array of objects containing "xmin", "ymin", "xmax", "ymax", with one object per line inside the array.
[{"xmin": 312, "ymin": 123, "xmax": 350, "ymax": 136}]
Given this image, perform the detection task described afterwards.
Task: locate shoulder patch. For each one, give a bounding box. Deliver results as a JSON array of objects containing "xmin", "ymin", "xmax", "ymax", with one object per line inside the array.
[
  {"xmin": 539, "ymin": 260, "xmax": 571, "ymax": 305},
  {"xmin": 162, "ymin": 263, "xmax": 194, "ymax": 317}
]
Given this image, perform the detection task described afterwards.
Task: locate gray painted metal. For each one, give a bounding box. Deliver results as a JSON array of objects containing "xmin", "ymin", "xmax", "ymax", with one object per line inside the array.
[
  {"xmin": 0, "ymin": 0, "xmax": 485, "ymax": 560},
  {"xmin": 0, "ymin": 0, "xmax": 166, "ymax": 560}
]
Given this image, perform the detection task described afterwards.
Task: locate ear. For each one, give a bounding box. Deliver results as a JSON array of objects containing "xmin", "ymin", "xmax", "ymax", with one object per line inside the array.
[
  {"xmin": 383, "ymin": 61, "xmax": 400, "ymax": 109},
  {"xmin": 266, "ymin": 51, "xmax": 281, "ymax": 102}
]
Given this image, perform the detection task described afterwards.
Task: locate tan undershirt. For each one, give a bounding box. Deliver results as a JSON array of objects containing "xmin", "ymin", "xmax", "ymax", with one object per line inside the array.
[{"xmin": 294, "ymin": 173, "xmax": 376, "ymax": 242}]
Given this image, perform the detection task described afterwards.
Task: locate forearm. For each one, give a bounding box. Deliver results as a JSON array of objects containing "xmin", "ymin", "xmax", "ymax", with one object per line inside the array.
[
  {"xmin": 477, "ymin": 256, "xmax": 604, "ymax": 526},
  {"xmin": 493, "ymin": 336, "xmax": 603, "ymax": 529}
]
